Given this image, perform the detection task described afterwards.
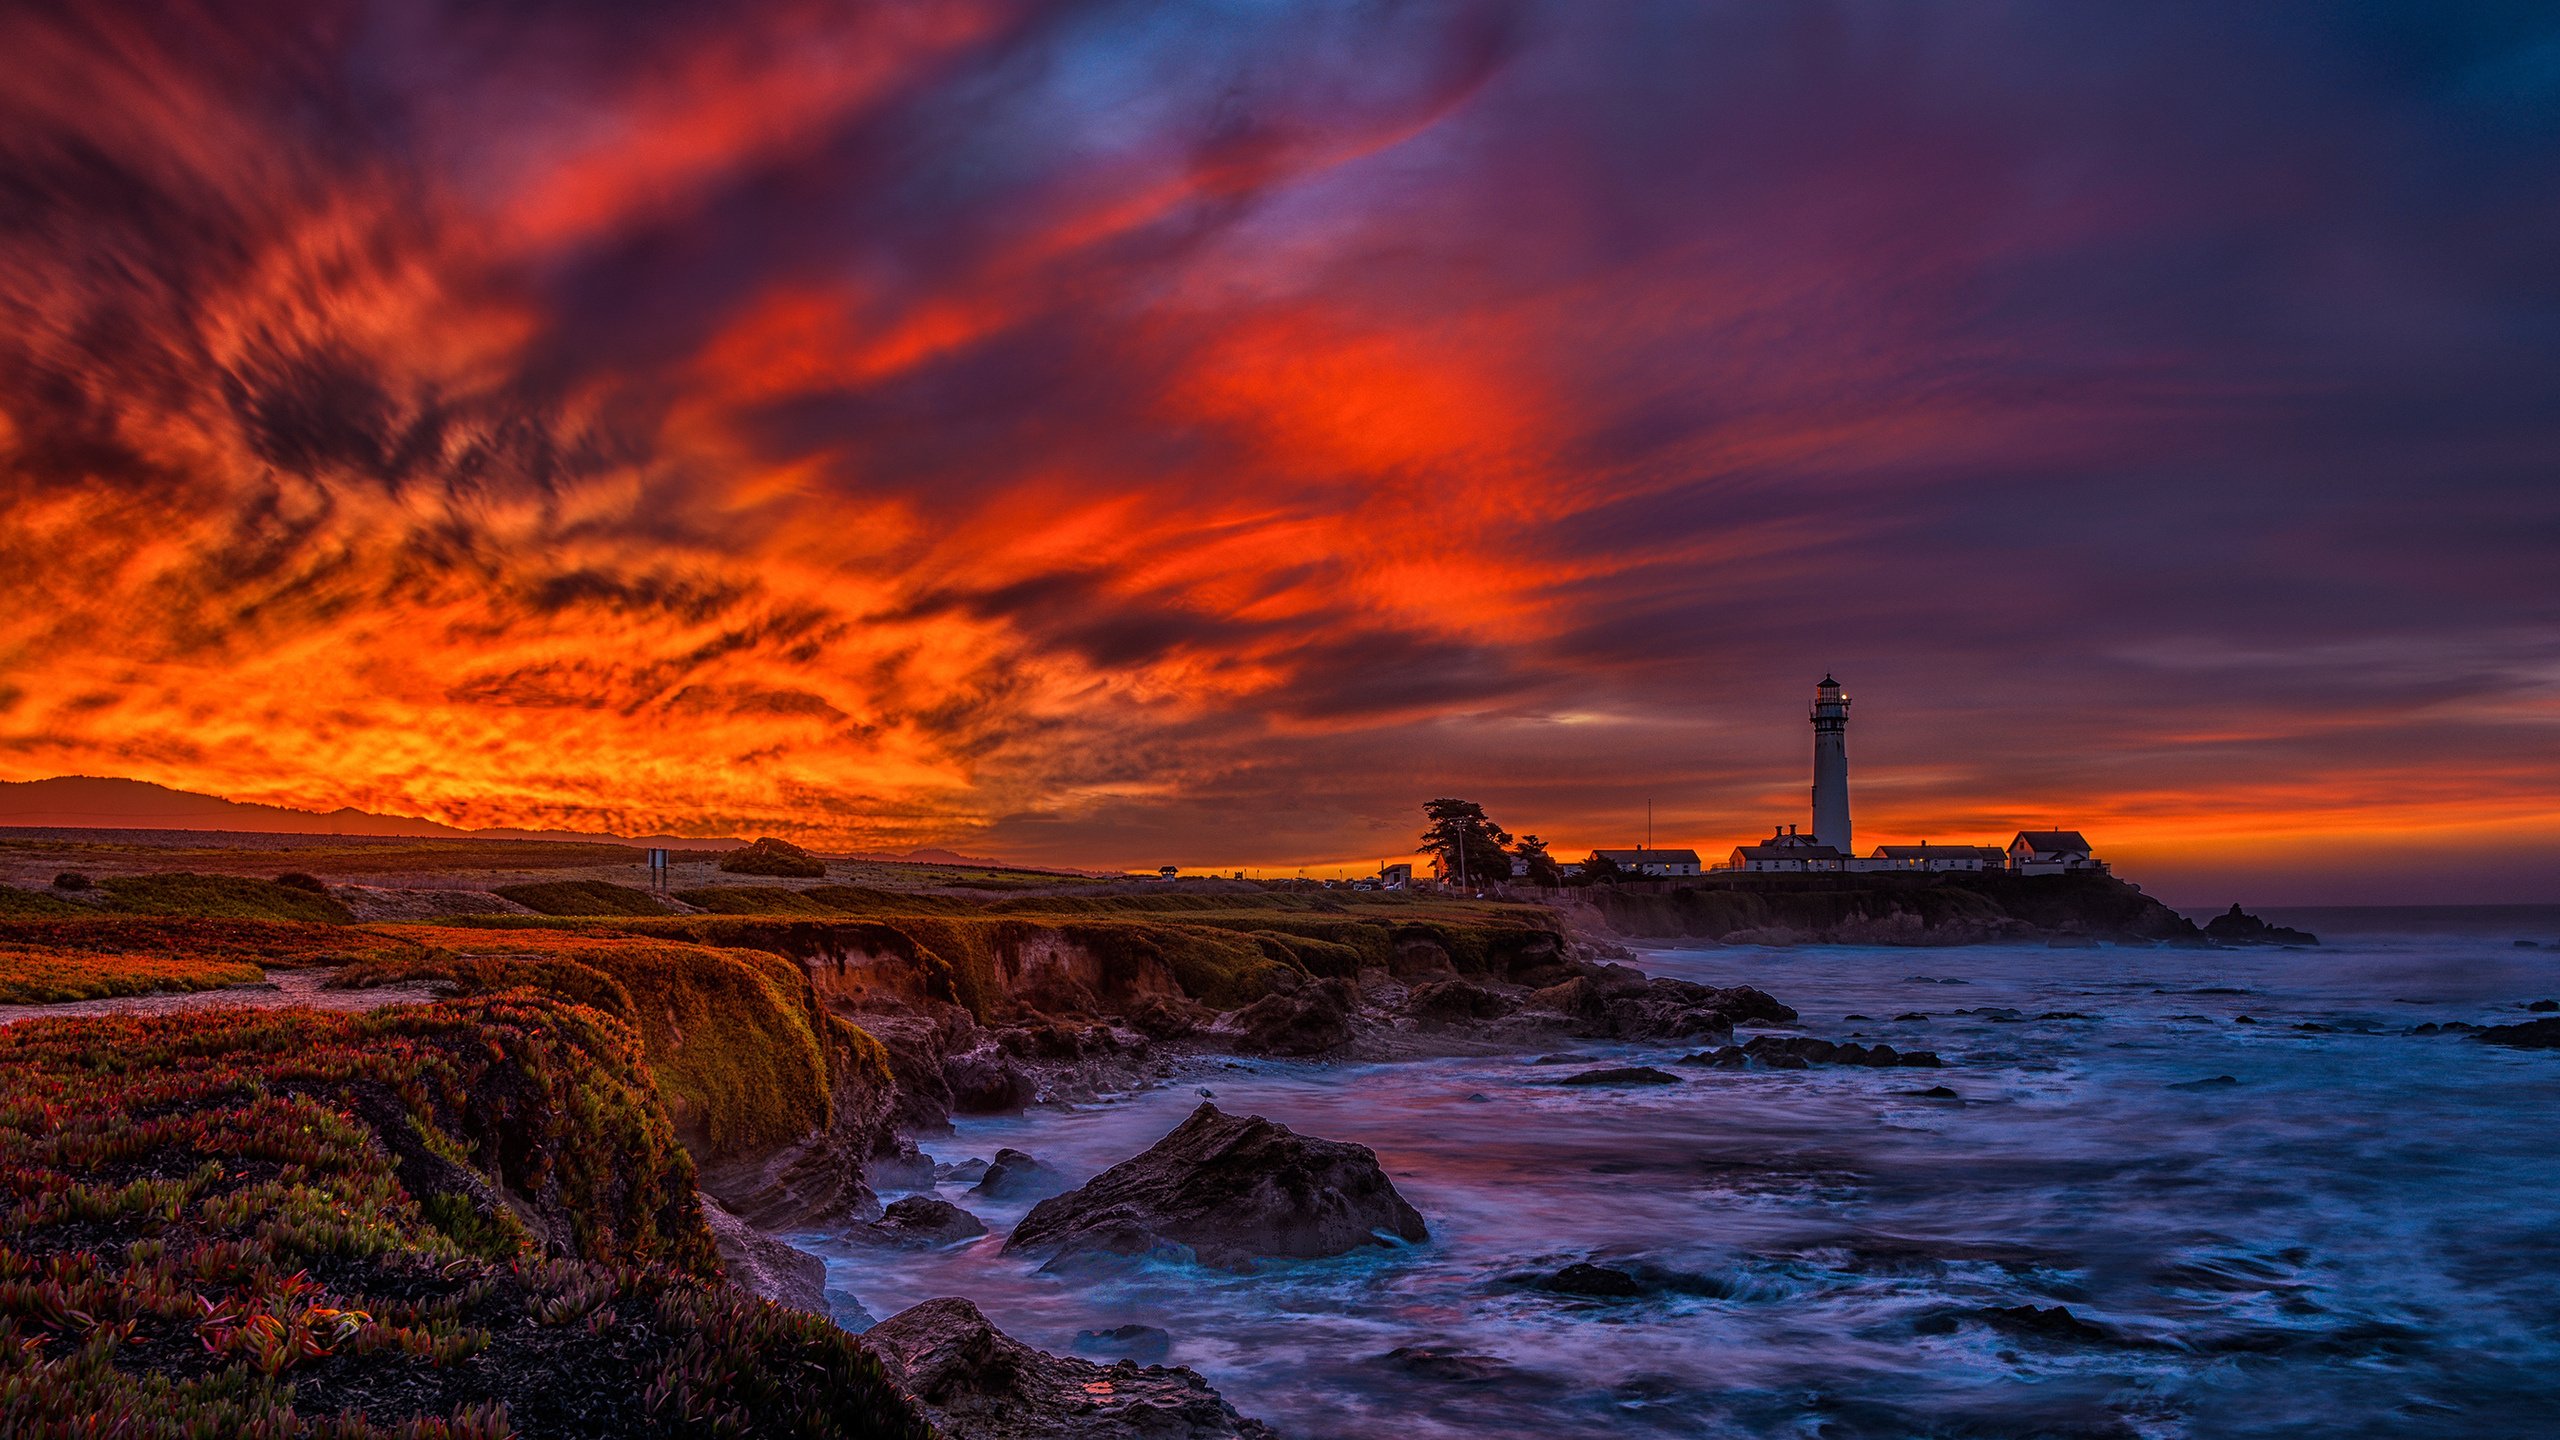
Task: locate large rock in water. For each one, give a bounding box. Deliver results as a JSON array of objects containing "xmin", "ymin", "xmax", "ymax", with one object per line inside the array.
[
  {"xmin": 1003, "ymin": 1103, "xmax": 1427, "ymax": 1270},
  {"xmin": 863, "ymin": 1298, "xmax": 1278, "ymax": 1440},
  {"xmin": 2203, "ymin": 904, "xmax": 2318, "ymax": 946},
  {"xmin": 2477, "ymin": 1017, "xmax": 2560, "ymax": 1050}
]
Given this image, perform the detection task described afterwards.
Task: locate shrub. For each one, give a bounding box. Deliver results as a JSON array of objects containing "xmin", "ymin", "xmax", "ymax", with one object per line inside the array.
[
  {"xmin": 491, "ymin": 879, "xmax": 670, "ymax": 916},
  {"xmin": 0, "ymin": 998, "xmax": 929, "ymax": 1439},
  {"xmin": 91, "ymin": 872, "xmax": 355, "ymax": 923},
  {"xmin": 273, "ymin": 871, "xmax": 329, "ymax": 893},
  {"xmin": 717, "ymin": 837, "xmax": 827, "ymax": 878},
  {"xmin": 51, "ymin": 871, "xmax": 90, "ymax": 891}
]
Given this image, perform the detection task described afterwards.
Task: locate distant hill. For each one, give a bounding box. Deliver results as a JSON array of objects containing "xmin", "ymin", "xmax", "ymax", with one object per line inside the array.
[
  {"xmin": 0, "ymin": 775, "xmax": 1036, "ymax": 867},
  {"xmin": 0, "ymin": 776, "xmax": 728, "ymax": 851}
]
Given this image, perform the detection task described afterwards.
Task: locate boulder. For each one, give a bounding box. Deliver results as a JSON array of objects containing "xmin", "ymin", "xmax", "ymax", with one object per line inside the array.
[
  {"xmin": 1537, "ymin": 1262, "xmax": 1644, "ymax": 1298},
  {"xmin": 864, "ymin": 1195, "xmax": 988, "ymax": 1247},
  {"xmin": 862, "ymin": 1298, "xmax": 1278, "ymax": 1440},
  {"xmin": 944, "ymin": 1042, "xmax": 1038, "ymax": 1113},
  {"xmin": 1225, "ymin": 978, "xmax": 1356, "ymax": 1055},
  {"xmin": 1553, "ymin": 1066, "xmax": 1682, "ymax": 1087},
  {"xmin": 1525, "ymin": 965, "xmax": 1797, "ymax": 1043},
  {"xmin": 2477, "ymin": 1017, "xmax": 2560, "ymax": 1050},
  {"xmin": 1004, "ymin": 1103, "xmax": 1427, "ymax": 1270},
  {"xmin": 1679, "ymin": 1036, "xmax": 1941, "ymax": 1069},
  {"xmin": 1380, "ymin": 1345, "xmax": 1517, "ymax": 1383},
  {"xmin": 2203, "ymin": 904, "xmax": 2318, "ymax": 946},
  {"xmin": 937, "ymin": 1156, "xmax": 992, "ymax": 1184},
  {"xmin": 699, "ymin": 1196, "xmax": 828, "ymax": 1316},
  {"xmin": 1074, "ymin": 1324, "xmax": 1173, "ymax": 1365},
  {"xmin": 1405, "ymin": 978, "xmax": 1516, "ymax": 1024},
  {"xmin": 972, "ymin": 1148, "xmax": 1070, "ymax": 1202}
]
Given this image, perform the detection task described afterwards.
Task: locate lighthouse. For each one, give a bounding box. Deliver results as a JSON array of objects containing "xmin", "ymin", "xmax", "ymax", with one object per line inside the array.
[{"xmin": 1810, "ymin": 675, "xmax": 1851, "ymax": 853}]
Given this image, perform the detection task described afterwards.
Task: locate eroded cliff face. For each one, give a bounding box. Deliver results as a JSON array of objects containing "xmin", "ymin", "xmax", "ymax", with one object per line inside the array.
[{"xmin": 1567, "ymin": 873, "xmax": 2206, "ymax": 947}]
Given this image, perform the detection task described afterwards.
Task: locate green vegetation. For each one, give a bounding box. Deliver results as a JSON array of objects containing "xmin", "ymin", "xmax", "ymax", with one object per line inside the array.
[
  {"xmin": 91, "ymin": 873, "xmax": 356, "ymax": 923},
  {"xmin": 0, "ymin": 835, "xmax": 650, "ymax": 877},
  {"xmin": 490, "ymin": 879, "xmax": 670, "ymax": 917},
  {"xmin": 0, "ymin": 885, "xmax": 87, "ymax": 917},
  {"xmin": 675, "ymin": 885, "xmax": 847, "ymax": 917},
  {"xmin": 716, "ymin": 837, "xmax": 827, "ymax": 878},
  {"xmin": 0, "ymin": 997, "xmax": 926, "ymax": 1439},
  {"xmin": 325, "ymin": 929, "xmax": 881, "ymax": 1163},
  {"xmin": 440, "ymin": 888, "xmax": 1568, "ymax": 1016},
  {"xmin": 0, "ymin": 943, "xmax": 264, "ymax": 1003}
]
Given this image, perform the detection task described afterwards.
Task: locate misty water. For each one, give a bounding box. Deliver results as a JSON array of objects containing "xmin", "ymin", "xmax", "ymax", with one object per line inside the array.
[{"xmin": 810, "ymin": 919, "xmax": 2560, "ymax": 1438}]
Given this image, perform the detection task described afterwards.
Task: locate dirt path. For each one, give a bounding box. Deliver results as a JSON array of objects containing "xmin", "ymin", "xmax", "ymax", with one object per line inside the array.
[{"xmin": 0, "ymin": 969, "xmax": 445, "ymax": 1028}]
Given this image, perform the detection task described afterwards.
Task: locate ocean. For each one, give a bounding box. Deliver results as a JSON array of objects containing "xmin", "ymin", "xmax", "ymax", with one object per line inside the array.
[{"xmin": 811, "ymin": 919, "xmax": 2560, "ymax": 1438}]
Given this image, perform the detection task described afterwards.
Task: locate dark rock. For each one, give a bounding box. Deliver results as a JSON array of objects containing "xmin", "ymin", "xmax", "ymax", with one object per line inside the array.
[
  {"xmin": 866, "ymin": 1195, "xmax": 988, "ymax": 1247},
  {"xmin": 2204, "ymin": 904, "xmax": 2318, "ymax": 946},
  {"xmin": 1227, "ymin": 978, "xmax": 1356, "ymax": 1056},
  {"xmin": 1530, "ymin": 1053, "xmax": 1591, "ymax": 1065},
  {"xmin": 973, "ymin": 1148, "xmax": 1070, "ymax": 1202},
  {"xmin": 2477, "ymin": 1017, "xmax": 2560, "ymax": 1050},
  {"xmin": 1405, "ymin": 978, "xmax": 1516, "ymax": 1023},
  {"xmin": 863, "ymin": 1297, "xmax": 1278, "ymax": 1440},
  {"xmin": 2528, "ymin": 998, "xmax": 2558, "ymax": 1011},
  {"xmin": 937, "ymin": 1157, "xmax": 992, "ymax": 1184},
  {"xmin": 1733, "ymin": 1035, "xmax": 1941, "ymax": 1069},
  {"xmin": 1125, "ymin": 995, "xmax": 1209, "ymax": 1040},
  {"xmin": 1004, "ymin": 1103, "xmax": 1427, "ymax": 1269},
  {"xmin": 1679, "ymin": 1045, "xmax": 1749, "ymax": 1068},
  {"xmin": 1555, "ymin": 1066, "xmax": 1682, "ymax": 1087},
  {"xmin": 1526, "ymin": 966, "xmax": 1795, "ymax": 1043},
  {"xmin": 2038, "ymin": 1011, "xmax": 2096, "ymax": 1021},
  {"xmin": 1905, "ymin": 1085, "xmax": 1962, "ymax": 1099},
  {"xmin": 868, "ymin": 1136, "xmax": 939, "ymax": 1192},
  {"xmin": 1894, "ymin": 1012, "xmax": 1930, "ymax": 1021},
  {"xmin": 2234, "ymin": 1015, "xmax": 2259, "ymax": 1025},
  {"xmin": 699, "ymin": 1196, "xmax": 828, "ymax": 1316},
  {"xmin": 1844, "ymin": 1013, "xmax": 1875, "ymax": 1022},
  {"xmin": 2168, "ymin": 1075, "xmax": 2240, "ymax": 1090},
  {"xmin": 2515, "ymin": 941, "xmax": 2543, "ymax": 951},
  {"xmin": 1981, "ymin": 1304, "xmax": 2112, "ymax": 1343},
  {"xmin": 1074, "ymin": 1324, "xmax": 1172, "ymax": 1365},
  {"xmin": 1538, "ymin": 1262, "xmax": 1645, "ymax": 1298},
  {"xmin": 1380, "ymin": 1345, "xmax": 1516, "ymax": 1383},
  {"xmin": 944, "ymin": 1043, "xmax": 1038, "ymax": 1113}
]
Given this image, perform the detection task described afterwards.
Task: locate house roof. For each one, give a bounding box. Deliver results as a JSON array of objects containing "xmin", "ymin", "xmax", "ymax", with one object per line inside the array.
[
  {"xmin": 2010, "ymin": 830, "xmax": 2092, "ymax": 852},
  {"xmin": 1594, "ymin": 848, "xmax": 1701, "ymax": 864},
  {"xmin": 1872, "ymin": 844, "xmax": 2000, "ymax": 859},
  {"xmin": 1730, "ymin": 844, "xmax": 1843, "ymax": 861}
]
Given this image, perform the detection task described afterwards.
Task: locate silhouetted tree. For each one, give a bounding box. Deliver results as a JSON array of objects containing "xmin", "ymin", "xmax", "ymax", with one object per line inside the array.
[
  {"xmin": 1513, "ymin": 834, "xmax": 1563, "ymax": 887},
  {"xmin": 1572, "ymin": 851, "xmax": 1625, "ymax": 886},
  {"xmin": 1418, "ymin": 798, "xmax": 1512, "ymax": 888}
]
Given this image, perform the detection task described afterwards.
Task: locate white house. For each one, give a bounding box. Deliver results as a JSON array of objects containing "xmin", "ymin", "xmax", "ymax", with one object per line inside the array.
[
  {"xmin": 1594, "ymin": 847, "xmax": 1703, "ymax": 877},
  {"xmin": 1724, "ymin": 826, "xmax": 1843, "ymax": 873},
  {"xmin": 1870, "ymin": 843, "xmax": 2007, "ymax": 873},
  {"xmin": 2007, "ymin": 830, "xmax": 2107, "ymax": 875}
]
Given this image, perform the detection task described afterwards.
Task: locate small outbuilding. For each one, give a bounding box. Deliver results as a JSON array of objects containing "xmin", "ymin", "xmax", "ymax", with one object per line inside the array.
[{"xmin": 2007, "ymin": 831, "xmax": 2107, "ymax": 875}]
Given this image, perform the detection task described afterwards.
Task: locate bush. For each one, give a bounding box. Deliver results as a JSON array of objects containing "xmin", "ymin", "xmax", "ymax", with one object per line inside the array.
[
  {"xmin": 51, "ymin": 871, "xmax": 89, "ymax": 891},
  {"xmin": 717, "ymin": 837, "xmax": 827, "ymax": 878},
  {"xmin": 273, "ymin": 871, "xmax": 329, "ymax": 893},
  {"xmin": 91, "ymin": 872, "xmax": 355, "ymax": 923}
]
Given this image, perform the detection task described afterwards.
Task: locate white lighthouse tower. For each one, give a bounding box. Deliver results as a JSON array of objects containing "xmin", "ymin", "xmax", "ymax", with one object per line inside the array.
[{"xmin": 1810, "ymin": 675, "xmax": 1851, "ymax": 853}]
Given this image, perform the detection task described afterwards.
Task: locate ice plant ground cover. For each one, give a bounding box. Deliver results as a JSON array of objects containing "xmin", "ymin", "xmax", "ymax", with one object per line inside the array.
[{"xmin": 0, "ymin": 994, "xmax": 929, "ymax": 1439}]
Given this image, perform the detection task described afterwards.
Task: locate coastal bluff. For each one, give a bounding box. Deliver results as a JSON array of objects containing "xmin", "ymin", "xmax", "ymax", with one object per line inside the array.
[{"xmin": 1571, "ymin": 871, "xmax": 2211, "ymax": 946}]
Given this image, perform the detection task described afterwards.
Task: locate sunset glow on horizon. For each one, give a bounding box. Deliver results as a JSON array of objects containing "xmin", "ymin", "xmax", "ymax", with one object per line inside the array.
[{"xmin": 4, "ymin": 2, "xmax": 2556, "ymax": 905}]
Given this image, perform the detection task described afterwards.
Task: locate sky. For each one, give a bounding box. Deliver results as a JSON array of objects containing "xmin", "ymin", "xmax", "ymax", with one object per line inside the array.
[{"xmin": 2, "ymin": 1, "xmax": 2556, "ymax": 904}]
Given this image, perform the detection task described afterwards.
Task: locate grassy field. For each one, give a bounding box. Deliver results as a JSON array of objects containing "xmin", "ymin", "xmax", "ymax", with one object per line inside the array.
[
  {"xmin": 0, "ymin": 832, "xmax": 650, "ymax": 876},
  {"xmin": 0, "ymin": 996, "xmax": 927, "ymax": 1439},
  {"xmin": 0, "ymin": 941, "xmax": 264, "ymax": 1003},
  {"xmin": 0, "ymin": 918, "xmax": 433, "ymax": 1004}
]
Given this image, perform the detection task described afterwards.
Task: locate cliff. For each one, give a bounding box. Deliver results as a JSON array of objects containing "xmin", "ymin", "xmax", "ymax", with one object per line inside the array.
[
  {"xmin": 0, "ymin": 994, "xmax": 929, "ymax": 1439},
  {"xmin": 1571, "ymin": 872, "xmax": 2205, "ymax": 946}
]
